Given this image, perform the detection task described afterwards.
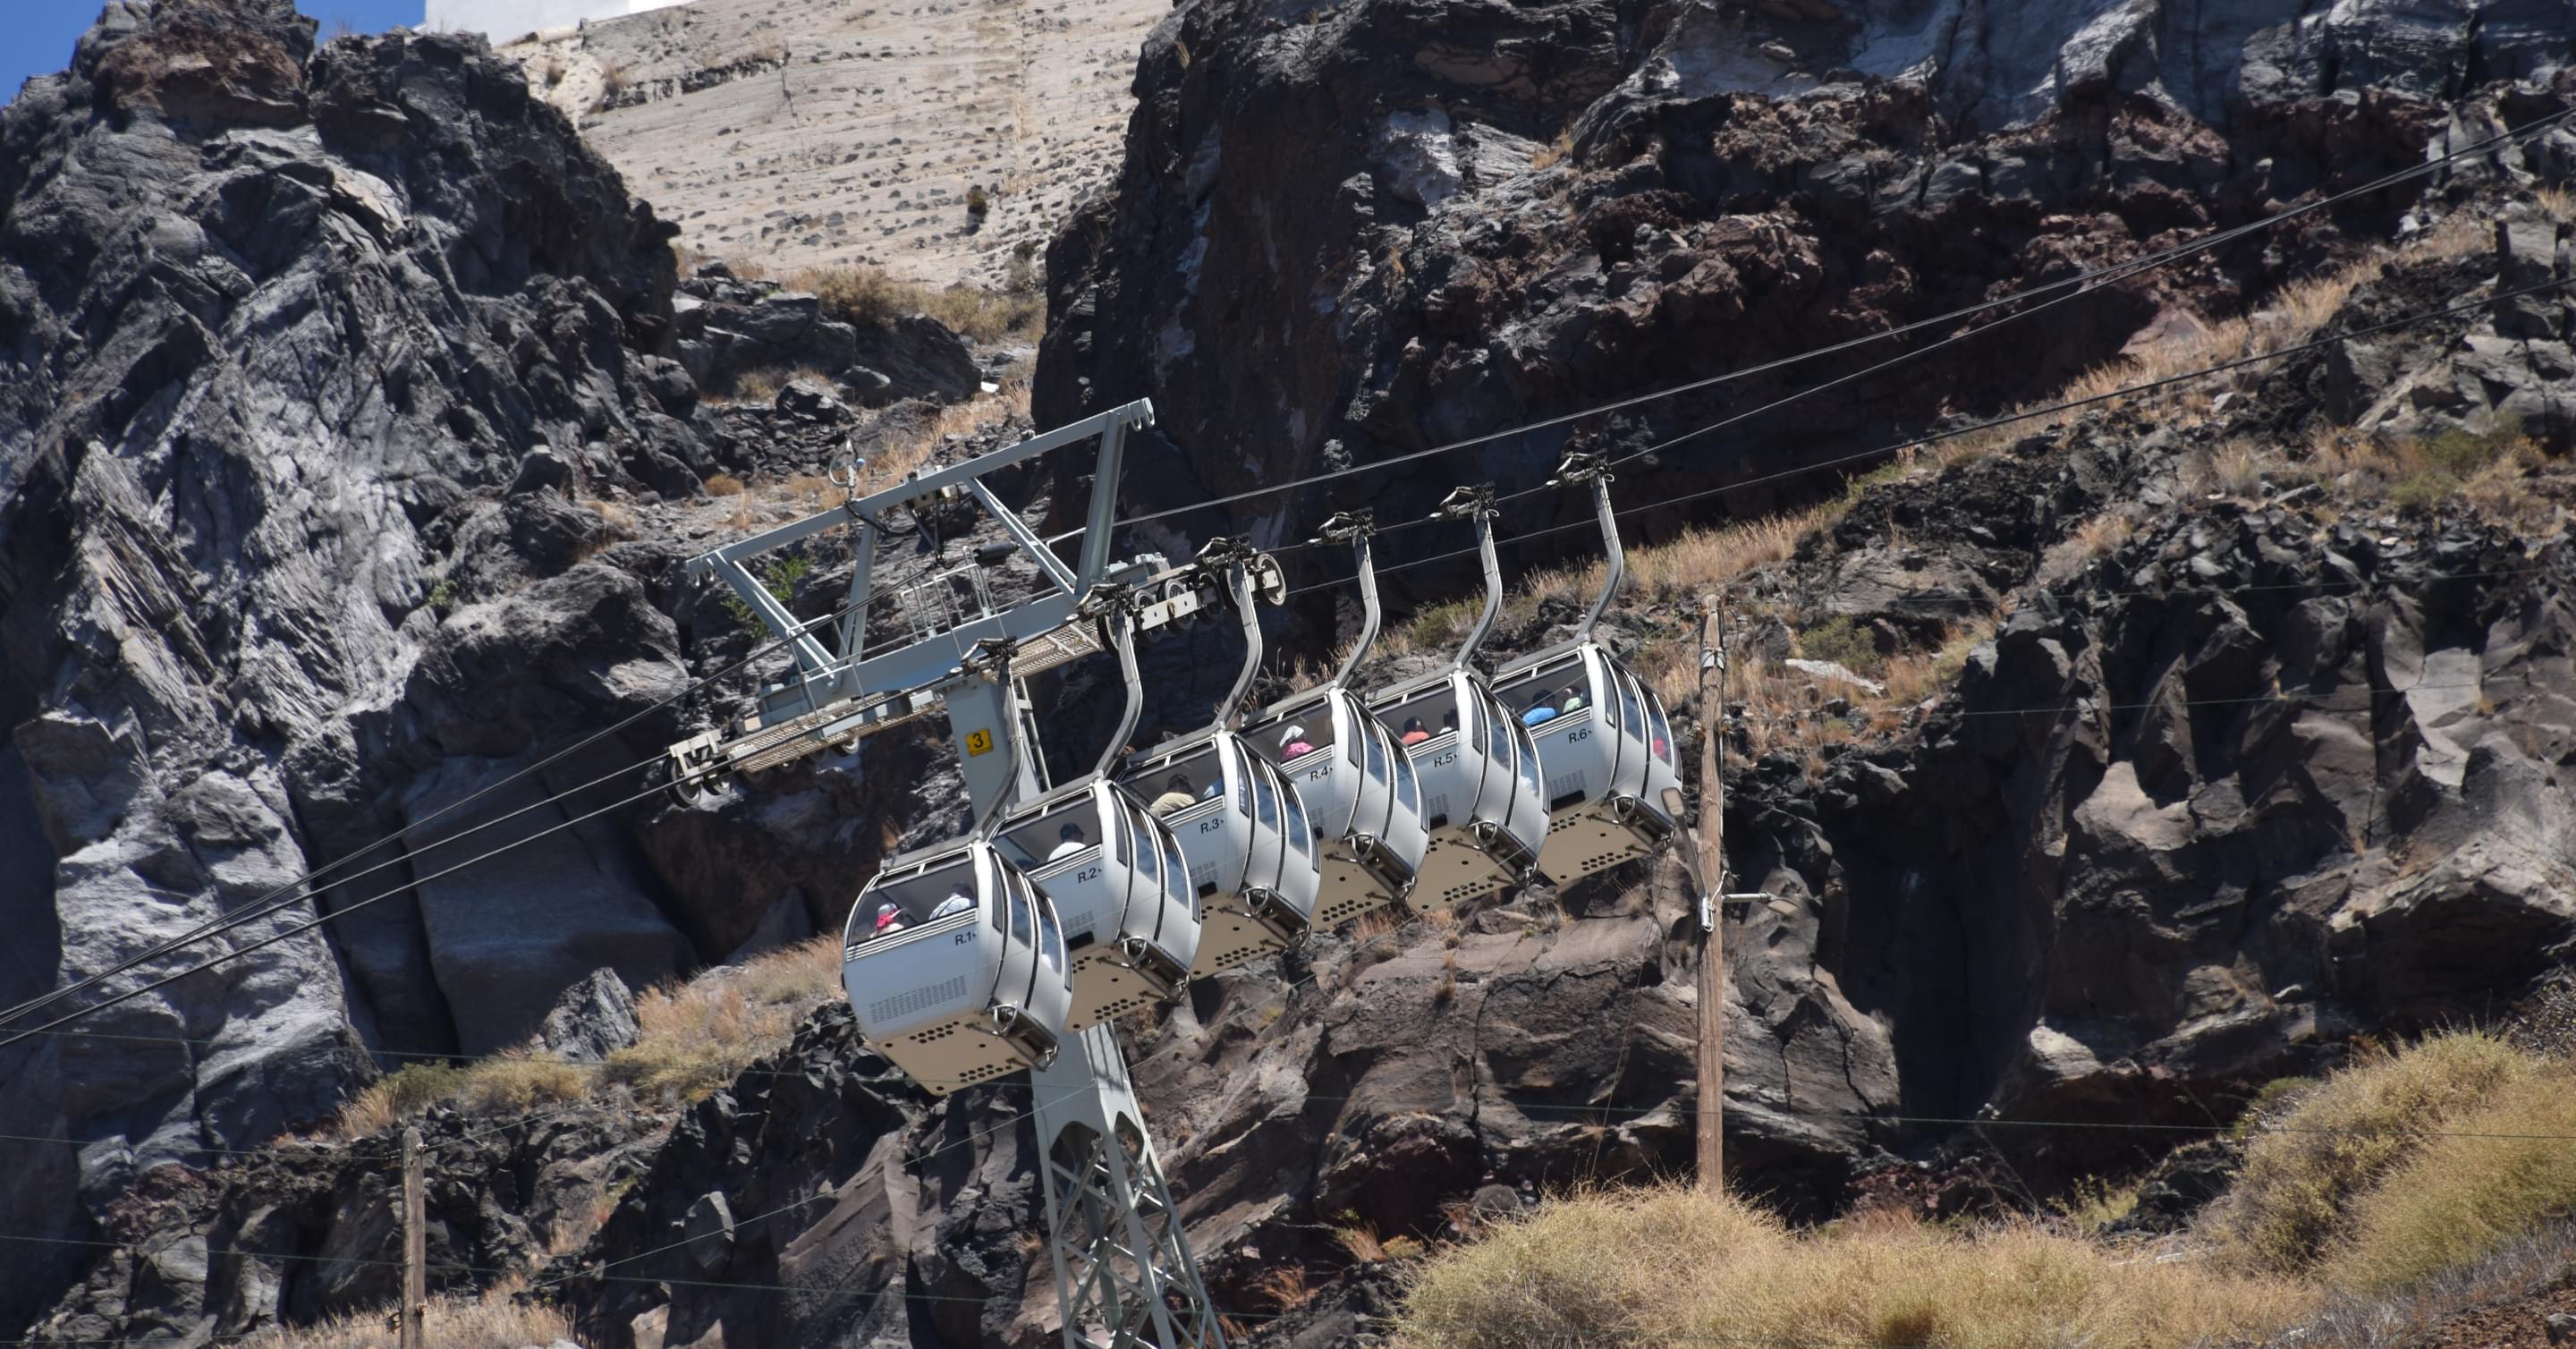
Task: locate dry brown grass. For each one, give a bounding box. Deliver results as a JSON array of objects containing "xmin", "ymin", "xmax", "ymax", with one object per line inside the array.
[
  {"xmin": 326, "ymin": 938, "xmax": 843, "ymax": 1136},
  {"xmin": 789, "ymin": 264, "xmax": 1043, "ymax": 343},
  {"xmin": 703, "ymin": 473, "xmax": 748, "ymax": 497},
  {"xmin": 2315, "ymin": 1065, "xmax": 2576, "ymax": 1295},
  {"xmin": 1398, "ymin": 1185, "xmax": 2306, "ymax": 1349},
  {"xmin": 2179, "ymin": 419, "xmax": 2555, "ymax": 533},
  {"xmin": 1530, "ymin": 131, "xmax": 1575, "ymax": 171},
  {"xmin": 604, "ymin": 936, "xmax": 843, "ymax": 1102},
  {"xmin": 234, "ymin": 1278, "xmax": 575, "ymax": 1349},
  {"xmin": 2216, "ymin": 1031, "xmax": 2545, "ymax": 1275}
]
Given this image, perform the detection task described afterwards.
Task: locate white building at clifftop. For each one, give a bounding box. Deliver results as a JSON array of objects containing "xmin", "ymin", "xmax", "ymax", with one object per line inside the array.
[{"xmin": 425, "ymin": 0, "xmax": 689, "ymax": 43}]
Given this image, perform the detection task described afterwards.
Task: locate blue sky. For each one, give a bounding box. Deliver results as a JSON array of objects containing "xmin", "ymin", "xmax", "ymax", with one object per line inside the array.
[{"xmin": 4, "ymin": 0, "xmax": 424, "ymax": 106}]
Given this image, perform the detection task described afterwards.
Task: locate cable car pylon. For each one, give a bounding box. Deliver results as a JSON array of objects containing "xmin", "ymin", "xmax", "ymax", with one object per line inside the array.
[{"xmin": 670, "ymin": 402, "xmax": 1226, "ymax": 1349}]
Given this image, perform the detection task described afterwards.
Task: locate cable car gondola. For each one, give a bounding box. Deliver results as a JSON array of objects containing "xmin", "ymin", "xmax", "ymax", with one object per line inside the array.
[
  {"xmin": 990, "ymin": 598, "xmax": 1203, "ymax": 1029},
  {"xmin": 1490, "ymin": 454, "xmax": 1684, "ymax": 882},
  {"xmin": 1241, "ymin": 512, "xmax": 1430, "ymax": 929},
  {"xmin": 1121, "ymin": 543, "xmax": 1325, "ymax": 973},
  {"xmin": 843, "ymin": 644, "xmax": 1075, "ymax": 1096},
  {"xmin": 1367, "ymin": 488, "xmax": 1549, "ymax": 912},
  {"xmin": 841, "ymin": 839, "xmax": 1074, "ymax": 1098}
]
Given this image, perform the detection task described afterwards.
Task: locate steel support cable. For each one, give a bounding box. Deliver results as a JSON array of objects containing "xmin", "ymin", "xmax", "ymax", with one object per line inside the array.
[
  {"xmin": 1080, "ymin": 106, "xmax": 2572, "ymax": 542},
  {"xmin": 18, "ymin": 115, "xmax": 2563, "ymax": 1035},
  {"xmin": 0, "ymin": 587, "xmax": 894, "ymax": 1035},
  {"xmin": 1285, "ymin": 276, "xmax": 2575, "ymax": 599}
]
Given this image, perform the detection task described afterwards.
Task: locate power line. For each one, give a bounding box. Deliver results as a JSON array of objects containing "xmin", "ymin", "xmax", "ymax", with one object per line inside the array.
[{"xmin": 1096, "ymin": 106, "xmax": 2571, "ymax": 539}]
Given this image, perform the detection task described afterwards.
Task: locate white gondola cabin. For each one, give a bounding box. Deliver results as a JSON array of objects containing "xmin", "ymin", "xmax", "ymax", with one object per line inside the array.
[
  {"xmin": 993, "ymin": 780, "xmax": 1202, "ymax": 1029},
  {"xmin": 1365, "ymin": 487, "xmax": 1550, "ymax": 911},
  {"xmin": 1489, "ymin": 453, "xmax": 1683, "ymax": 882},
  {"xmin": 1492, "ymin": 645, "xmax": 1682, "ymax": 881},
  {"xmin": 1121, "ymin": 543, "xmax": 1325, "ymax": 971},
  {"xmin": 841, "ymin": 840, "xmax": 1073, "ymax": 1096},
  {"xmin": 1123, "ymin": 730, "xmax": 1323, "ymax": 972},
  {"xmin": 1239, "ymin": 512, "xmax": 1430, "ymax": 929},
  {"xmin": 1370, "ymin": 668, "xmax": 1546, "ymax": 910},
  {"xmin": 1245, "ymin": 688, "xmax": 1429, "ymax": 929}
]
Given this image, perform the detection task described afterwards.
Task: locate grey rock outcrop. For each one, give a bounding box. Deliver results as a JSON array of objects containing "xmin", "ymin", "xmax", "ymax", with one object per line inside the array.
[
  {"xmin": 29, "ymin": 1101, "xmax": 667, "ymax": 1341},
  {"xmin": 0, "ymin": 0, "xmax": 723, "ymax": 1329},
  {"xmin": 536, "ymin": 968, "xmax": 642, "ymax": 1064},
  {"xmin": 1038, "ymin": 0, "xmax": 2572, "ymax": 594},
  {"xmin": 670, "ymin": 269, "xmax": 981, "ymax": 407}
]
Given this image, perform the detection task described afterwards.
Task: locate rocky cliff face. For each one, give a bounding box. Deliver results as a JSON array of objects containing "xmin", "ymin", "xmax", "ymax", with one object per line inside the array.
[
  {"xmin": 8, "ymin": 0, "xmax": 2576, "ymax": 1344},
  {"xmin": 1038, "ymin": 0, "xmax": 2574, "ymax": 571},
  {"xmin": 0, "ymin": 0, "xmax": 730, "ymax": 1328}
]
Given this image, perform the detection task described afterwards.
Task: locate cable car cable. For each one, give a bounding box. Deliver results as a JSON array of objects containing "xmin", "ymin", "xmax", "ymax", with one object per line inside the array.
[
  {"xmin": 1082, "ymin": 106, "xmax": 2571, "ymax": 539},
  {"xmin": 0, "ymin": 586, "xmax": 902, "ymax": 1034},
  {"xmin": 1282, "ymin": 276, "xmax": 2573, "ymax": 598}
]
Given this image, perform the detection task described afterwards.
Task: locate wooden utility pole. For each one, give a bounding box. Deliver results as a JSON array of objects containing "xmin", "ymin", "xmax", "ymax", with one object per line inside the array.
[
  {"xmin": 1694, "ymin": 598, "xmax": 1727, "ymax": 1193},
  {"xmin": 401, "ymin": 1125, "xmax": 427, "ymax": 1349}
]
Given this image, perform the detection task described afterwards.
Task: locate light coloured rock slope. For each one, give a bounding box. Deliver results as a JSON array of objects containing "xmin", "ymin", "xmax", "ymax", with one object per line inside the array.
[{"xmin": 500, "ymin": 0, "xmax": 1159, "ymax": 287}]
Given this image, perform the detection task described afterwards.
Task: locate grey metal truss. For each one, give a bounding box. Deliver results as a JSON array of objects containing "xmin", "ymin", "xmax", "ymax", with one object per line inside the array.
[{"xmin": 1033, "ymin": 1024, "xmax": 1228, "ymax": 1349}]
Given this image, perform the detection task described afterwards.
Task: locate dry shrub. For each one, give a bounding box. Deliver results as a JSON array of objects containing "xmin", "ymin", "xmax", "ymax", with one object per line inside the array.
[
  {"xmin": 2037, "ymin": 511, "xmax": 2138, "ymax": 583},
  {"xmin": 1250, "ymin": 1264, "xmax": 1317, "ymax": 1312},
  {"xmin": 2216, "ymin": 1031, "xmax": 2545, "ymax": 1274},
  {"xmin": 703, "ymin": 473, "xmax": 747, "ymax": 497},
  {"xmin": 235, "ymin": 1279, "xmax": 573, "ymax": 1349},
  {"xmin": 1398, "ymin": 1185, "xmax": 2303, "ymax": 1349},
  {"xmin": 2301, "ymin": 1220, "xmax": 2576, "ymax": 1349},
  {"xmin": 584, "ymin": 498, "xmax": 637, "ymax": 536},
  {"xmin": 453, "ymin": 1049, "xmax": 587, "ymax": 1115},
  {"xmin": 330, "ymin": 1061, "xmax": 463, "ymax": 1138},
  {"xmin": 1877, "ymin": 615, "xmax": 1998, "ymax": 707},
  {"xmin": 790, "ymin": 264, "xmax": 1042, "ymax": 342},
  {"xmin": 2316, "ymin": 1066, "xmax": 2576, "ymax": 1294},
  {"xmin": 606, "ymin": 936, "xmax": 842, "ymax": 1102},
  {"xmin": 1530, "ymin": 130, "xmax": 1575, "ymax": 170}
]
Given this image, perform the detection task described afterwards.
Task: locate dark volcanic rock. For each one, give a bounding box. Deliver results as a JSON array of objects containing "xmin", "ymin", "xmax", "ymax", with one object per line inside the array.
[
  {"xmin": 0, "ymin": 0, "xmax": 723, "ymax": 1329},
  {"xmin": 1038, "ymin": 0, "xmax": 2572, "ymax": 592},
  {"xmin": 29, "ymin": 1101, "xmax": 666, "ymax": 1343},
  {"xmin": 671, "ymin": 268, "xmax": 981, "ymax": 408}
]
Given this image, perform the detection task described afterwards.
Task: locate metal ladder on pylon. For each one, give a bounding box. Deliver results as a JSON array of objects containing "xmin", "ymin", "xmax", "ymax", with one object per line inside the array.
[{"xmin": 668, "ymin": 400, "xmax": 1224, "ymax": 1349}]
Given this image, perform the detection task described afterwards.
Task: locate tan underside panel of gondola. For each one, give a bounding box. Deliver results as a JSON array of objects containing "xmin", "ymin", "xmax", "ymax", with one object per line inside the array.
[
  {"xmin": 1065, "ymin": 946, "xmax": 1169, "ymax": 1030},
  {"xmin": 1411, "ymin": 831, "xmax": 1517, "ymax": 910},
  {"xmin": 881, "ymin": 1010, "xmax": 1034, "ymax": 1097},
  {"xmin": 1538, "ymin": 802, "xmax": 1656, "ymax": 883},
  {"xmin": 1313, "ymin": 854, "xmax": 1399, "ymax": 930}
]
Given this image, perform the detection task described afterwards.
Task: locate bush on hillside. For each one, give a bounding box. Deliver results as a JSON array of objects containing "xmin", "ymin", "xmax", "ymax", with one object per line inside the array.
[
  {"xmin": 2216, "ymin": 1031, "xmax": 2542, "ymax": 1274},
  {"xmin": 1397, "ymin": 1186, "xmax": 2303, "ymax": 1349},
  {"xmin": 2318, "ymin": 1069, "xmax": 2576, "ymax": 1294},
  {"xmin": 791, "ymin": 264, "xmax": 1041, "ymax": 342}
]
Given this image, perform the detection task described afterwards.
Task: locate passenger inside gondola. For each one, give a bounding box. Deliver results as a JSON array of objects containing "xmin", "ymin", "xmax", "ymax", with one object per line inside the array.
[
  {"xmin": 1560, "ymin": 683, "xmax": 1588, "ymax": 714},
  {"xmin": 871, "ymin": 898, "xmax": 910, "ymax": 937},
  {"xmin": 1521, "ymin": 691, "xmax": 1557, "ymax": 725},
  {"xmin": 1400, "ymin": 717, "xmax": 1430, "ymax": 746},
  {"xmin": 929, "ymin": 885, "xmax": 973, "ymax": 920},
  {"xmin": 1441, "ymin": 708, "xmax": 1459, "ymax": 734},
  {"xmin": 1150, "ymin": 773, "xmax": 1195, "ymax": 817},
  {"xmin": 1049, "ymin": 822, "xmax": 1089, "ymax": 860},
  {"xmin": 1279, "ymin": 725, "xmax": 1314, "ymax": 760}
]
